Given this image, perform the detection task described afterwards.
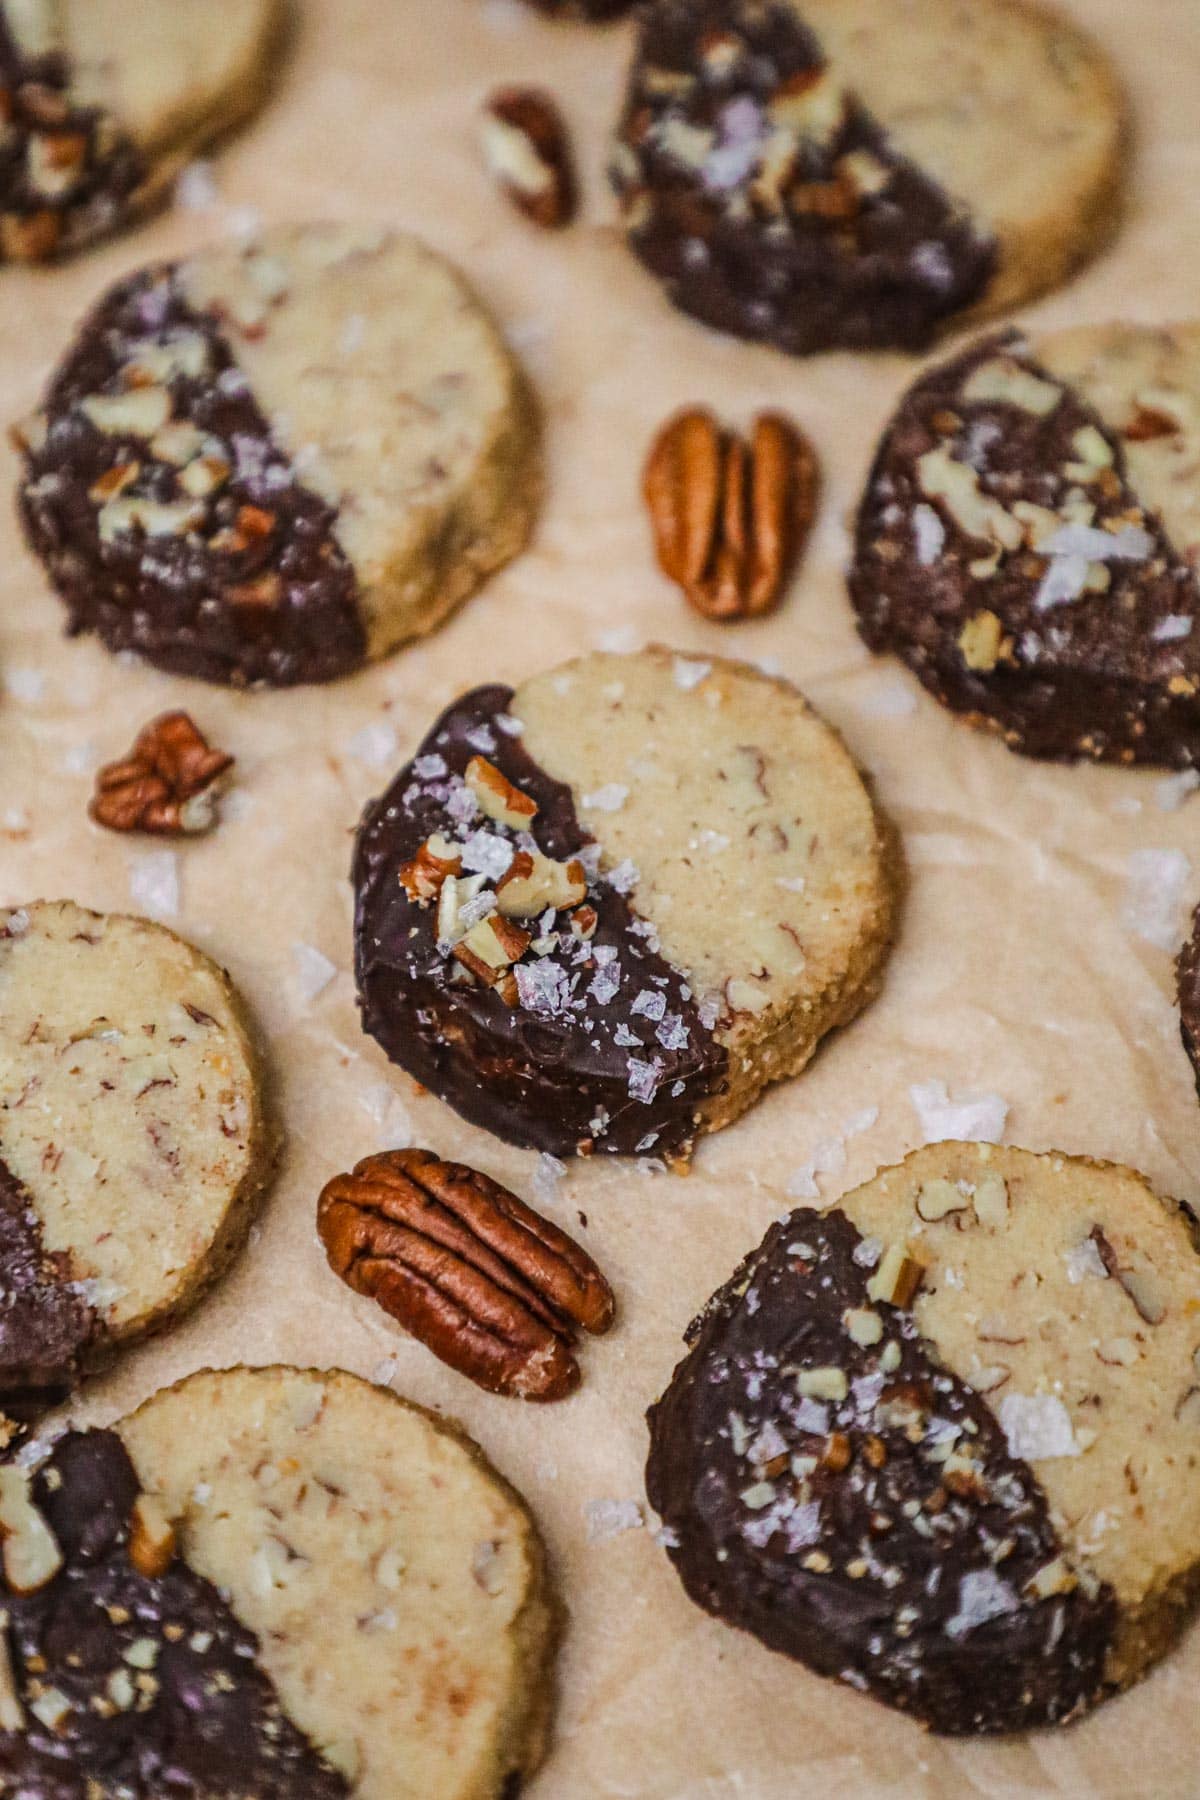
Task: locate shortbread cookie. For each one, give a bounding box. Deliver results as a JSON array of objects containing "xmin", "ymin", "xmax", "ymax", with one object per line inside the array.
[
  {"xmin": 0, "ymin": 899, "xmax": 272, "ymax": 1410},
  {"xmin": 851, "ymin": 325, "xmax": 1200, "ymax": 766},
  {"xmin": 648, "ymin": 1142, "xmax": 1200, "ymax": 1733},
  {"xmin": 119, "ymin": 1366, "xmax": 555, "ymax": 1798},
  {"xmin": 0, "ymin": 0, "xmax": 284, "ymax": 263},
  {"xmin": 16, "ymin": 224, "xmax": 541, "ymax": 686},
  {"xmin": 611, "ymin": 0, "xmax": 1123, "ymax": 355},
  {"xmin": 354, "ymin": 648, "xmax": 896, "ymax": 1160}
]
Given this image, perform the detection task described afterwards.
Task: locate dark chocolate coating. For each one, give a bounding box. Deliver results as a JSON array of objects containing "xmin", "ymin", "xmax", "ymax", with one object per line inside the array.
[
  {"xmin": 1177, "ymin": 904, "xmax": 1200, "ymax": 1097},
  {"xmin": 0, "ymin": 15, "xmax": 144, "ymax": 262},
  {"xmin": 611, "ymin": 0, "xmax": 995, "ymax": 356},
  {"xmin": 647, "ymin": 1207, "xmax": 1116, "ymax": 1734},
  {"xmin": 354, "ymin": 685, "xmax": 727, "ymax": 1158},
  {"xmin": 519, "ymin": 0, "xmax": 634, "ymax": 16},
  {"xmin": 0, "ymin": 1429, "xmax": 348, "ymax": 1798},
  {"xmin": 850, "ymin": 332, "xmax": 1200, "ymax": 766},
  {"xmin": 0, "ymin": 1159, "xmax": 93, "ymax": 1416},
  {"xmin": 16, "ymin": 266, "xmax": 367, "ymax": 688}
]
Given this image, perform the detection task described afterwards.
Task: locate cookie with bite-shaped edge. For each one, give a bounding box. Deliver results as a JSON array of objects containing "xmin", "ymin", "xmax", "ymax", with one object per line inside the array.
[
  {"xmin": 610, "ymin": 0, "xmax": 1124, "ymax": 356},
  {"xmin": 851, "ymin": 324, "xmax": 1200, "ymax": 766},
  {"xmin": 0, "ymin": 0, "xmax": 286, "ymax": 263},
  {"xmin": 354, "ymin": 647, "xmax": 896, "ymax": 1162},
  {"xmin": 15, "ymin": 223, "xmax": 542, "ymax": 686},
  {"xmin": 0, "ymin": 899, "xmax": 273, "ymax": 1411},
  {"xmin": 112, "ymin": 1365, "xmax": 559, "ymax": 1799},
  {"xmin": 648, "ymin": 1141, "xmax": 1200, "ymax": 1733}
]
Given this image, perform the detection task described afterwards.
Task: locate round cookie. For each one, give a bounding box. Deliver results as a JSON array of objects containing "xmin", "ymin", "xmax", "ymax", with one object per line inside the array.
[
  {"xmin": 0, "ymin": 0, "xmax": 285, "ymax": 263},
  {"xmin": 647, "ymin": 1141, "xmax": 1200, "ymax": 1733},
  {"xmin": 15, "ymin": 223, "xmax": 542, "ymax": 686},
  {"xmin": 610, "ymin": 0, "xmax": 1124, "ymax": 355},
  {"xmin": 0, "ymin": 898, "xmax": 272, "ymax": 1410},
  {"xmin": 354, "ymin": 647, "xmax": 897, "ymax": 1161},
  {"xmin": 851, "ymin": 324, "xmax": 1200, "ymax": 766},
  {"xmin": 115, "ymin": 1366, "xmax": 553, "ymax": 1798}
]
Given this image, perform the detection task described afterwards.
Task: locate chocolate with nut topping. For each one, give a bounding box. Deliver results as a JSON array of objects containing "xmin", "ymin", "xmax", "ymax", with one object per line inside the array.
[
  {"xmin": 851, "ymin": 331, "xmax": 1200, "ymax": 766},
  {"xmin": 0, "ymin": 10, "xmax": 144, "ymax": 264},
  {"xmin": 354, "ymin": 685, "xmax": 727, "ymax": 1159},
  {"xmin": 15, "ymin": 265, "xmax": 366, "ymax": 688},
  {"xmin": 647, "ymin": 1207, "xmax": 1116, "ymax": 1734},
  {"xmin": 0, "ymin": 1159, "xmax": 92, "ymax": 1416},
  {"xmin": 0, "ymin": 1429, "xmax": 348, "ymax": 1797},
  {"xmin": 611, "ymin": 0, "xmax": 995, "ymax": 356}
]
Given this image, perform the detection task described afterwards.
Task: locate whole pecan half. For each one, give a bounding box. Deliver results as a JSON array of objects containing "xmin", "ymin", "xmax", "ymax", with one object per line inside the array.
[
  {"xmin": 643, "ymin": 408, "xmax": 819, "ymax": 620},
  {"xmin": 317, "ymin": 1148, "xmax": 615, "ymax": 1400},
  {"xmin": 90, "ymin": 711, "xmax": 234, "ymax": 835},
  {"xmin": 480, "ymin": 87, "xmax": 577, "ymax": 229}
]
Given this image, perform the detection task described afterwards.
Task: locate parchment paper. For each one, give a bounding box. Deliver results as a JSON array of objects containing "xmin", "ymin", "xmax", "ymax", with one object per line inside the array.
[{"xmin": 1, "ymin": 2, "xmax": 1198, "ymax": 1793}]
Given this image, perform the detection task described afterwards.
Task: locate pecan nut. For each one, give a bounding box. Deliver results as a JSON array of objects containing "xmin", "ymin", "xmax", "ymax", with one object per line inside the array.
[
  {"xmin": 480, "ymin": 87, "xmax": 577, "ymax": 229},
  {"xmin": 90, "ymin": 711, "xmax": 234, "ymax": 835},
  {"xmin": 317, "ymin": 1148, "xmax": 615, "ymax": 1400},
  {"xmin": 643, "ymin": 408, "xmax": 819, "ymax": 620}
]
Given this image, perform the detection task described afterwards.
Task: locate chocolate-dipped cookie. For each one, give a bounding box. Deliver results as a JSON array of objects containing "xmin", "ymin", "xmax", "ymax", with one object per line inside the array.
[
  {"xmin": 0, "ymin": 1428, "xmax": 347, "ymax": 1795},
  {"xmin": 0, "ymin": 0, "xmax": 284, "ymax": 263},
  {"xmin": 122, "ymin": 1366, "xmax": 557, "ymax": 1798},
  {"xmin": 0, "ymin": 1365, "xmax": 557, "ymax": 1798},
  {"xmin": 648, "ymin": 1142, "xmax": 1200, "ymax": 1732},
  {"xmin": 851, "ymin": 326, "xmax": 1200, "ymax": 766},
  {"xmin": 0, "ymin": 899, "xmax": 272, "ymax": 1413},
  {"xmin": 610, "ymin": 0, "xmax": 1123, "ymax": 355},
  {"xmin": 15, "ymin": 224, "xmax": 541, "ymax": 686},
  {"xmin": 354, "ymin": 648, "xmax": 897, "ymax": 1161}
]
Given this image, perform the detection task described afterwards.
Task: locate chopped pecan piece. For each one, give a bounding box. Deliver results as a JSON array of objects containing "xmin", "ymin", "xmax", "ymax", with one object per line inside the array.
[
  {"xmin": 452, "ymin": 914, "xmax": 532, "ymax": 985},
  {"xmin": 465, "ymin": 755, "xmax": 538, "ymax": 828},
  {"xmin": 1089, "ymin": 1226, "xmax": 1166, "ymax": 1324},
  {"xmin": 1124, "ymin": 405, "xmax": 1178, "ymax": 442},
  {"xmin": 90, "ymin": 711, "xmax": 234, "ymax": 836},
  {"xmin": 399, "ymin": 834, "xmax": 462, "ymax": 905},
  {"xmin": 0, "ymin": 209, "xmax": 60, "ymax": 262},
  {"xmin": 317, "ymin": 1148, "xmax": 615, "ymax": 1399},
  {"xmin": 128, "ymin": 1493, "xmax": 178, "ymax": 1579},
  {"xmin": 495, "ymin": 848, "xmax": 587, "ymax": 917},
  {"xmin": 481, "ymin": 87, "xmax": 577, "ymax": 229},
  {"xmin": 643, "ymin": 407, "xmax": 819, "ymax": 620}
]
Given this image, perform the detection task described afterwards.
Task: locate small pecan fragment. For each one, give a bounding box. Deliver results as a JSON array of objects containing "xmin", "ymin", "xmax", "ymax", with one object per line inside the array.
[
  {"xmin": 399, "ymin": 833, "xmax": 462, "ymax": 905},
  {"xmin": 1124, "ymin": 405, "xmax": 1178, "ymax": 442},
  {"xmin": 90, "ymin": 711, "xmax": 234, "ymax": 836},
  {"xmin": 1089, "ymin": 1226, "xmax": 1166, "ymax": 1324},
  {"xmin": 128, "ymin": 1493, "xmax": 178, "ymax": 1579},
  {"xmin": 317, "ymin": 1148, "xmax": 615, "ymax": 1399},
  {"xmin": 452, "ymin": 914, "xmax": 531, "ymax": 986},
  {"xmin": 481, "ymin": 87, "xmax": 577, "ymax": 229},
  {"xmin": 465, "ymin": 755, "xmax": 538, "ymax": 828},
  {"xmin": 0, "ymin": 209, "xmax": 60, "ymax": 262},
  {"xmin": 643, "ymin": 408, "xmax": 818, "ymax": 620}
]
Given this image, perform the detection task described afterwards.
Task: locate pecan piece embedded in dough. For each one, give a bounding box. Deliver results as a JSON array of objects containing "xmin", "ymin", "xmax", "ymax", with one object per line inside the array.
[{"xmin": 317, "ymin": 1148, "xmax": 615, "ymax": 1399}]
